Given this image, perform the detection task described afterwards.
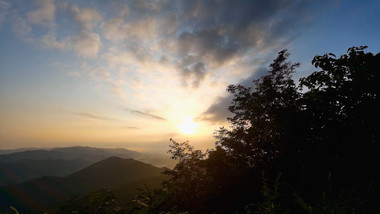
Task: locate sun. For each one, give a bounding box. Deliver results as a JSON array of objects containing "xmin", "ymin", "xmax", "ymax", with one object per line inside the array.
[{"xmin": 177, "ymin": 116, "xmax": 199, "ymax": 135}]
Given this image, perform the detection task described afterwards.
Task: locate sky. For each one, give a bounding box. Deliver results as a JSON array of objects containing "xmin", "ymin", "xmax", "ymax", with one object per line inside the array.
[{"xmin": 0, "ymin": 0, "xmax": 379, "ymax": 153}]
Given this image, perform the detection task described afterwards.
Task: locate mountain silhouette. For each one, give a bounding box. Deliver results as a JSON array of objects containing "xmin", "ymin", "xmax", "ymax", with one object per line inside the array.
[
  {"xmin": 0, "ymin": 157, "xmax": 166, "ymax": 213},
  {"xmin": 0, "ymin": 146, "xmax": 175, "ymax": 186},
  {"xmin": 0, "ymin": 158, "xmax": 92, "ymax": 186}
]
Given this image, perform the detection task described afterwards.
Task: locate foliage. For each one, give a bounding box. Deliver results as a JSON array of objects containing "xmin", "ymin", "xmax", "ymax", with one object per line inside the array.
[
  {"xmin": 129, "ymin": 184, "xmax": 174, "ymax": 214},
  {"xmin": 256, "ymin": 172, "xmax": 282, "ymax": 214},
  {"xmin": 294, "ymin": 172, "xmax": 365, "ymax": 214},
  {"xmin": 163, "ymin": 139, "xmax": 210, "ymax": 213},
  {"xmin": 0, "ymin": 206, "xmax": 19, "ymax": 214},
  {"xmin": 216, "ymin": 49, "xmax": 300, "ymax": 169},
  {"xmin": 58, "ymin": 189, "xmax": 122, "ymax": 214}
]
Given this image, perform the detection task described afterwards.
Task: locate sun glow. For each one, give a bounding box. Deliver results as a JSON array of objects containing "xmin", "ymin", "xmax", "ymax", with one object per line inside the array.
[{"xmin": 177, "ymin": 116, "xmax": 199, "ymax": 135}]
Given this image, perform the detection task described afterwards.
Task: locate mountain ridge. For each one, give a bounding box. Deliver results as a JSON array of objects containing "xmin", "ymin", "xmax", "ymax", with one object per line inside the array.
[
  {"xmin": 0, "ymin": 146, "xmax": 176, "ymax": 186},
  {"xmin": 0, "ymin": 156, "xmax": 167, "ymax": 213}
]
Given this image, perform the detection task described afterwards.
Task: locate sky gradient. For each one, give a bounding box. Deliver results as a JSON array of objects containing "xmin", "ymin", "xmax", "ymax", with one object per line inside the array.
[{"xmin": 1, "ymin": 0, "xmax": 379, "ymax": 153}]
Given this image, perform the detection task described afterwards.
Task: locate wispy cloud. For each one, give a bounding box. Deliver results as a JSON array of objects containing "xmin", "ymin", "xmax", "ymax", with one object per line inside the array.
[
  {"xmin": 125, "ymin": 108, "xmax": 166, "ymax": 121},
  {"xmin": 125, "ymin": 126, "xmax": 141, "ymax": 129},
  {"xmin": 76, "ymin": 112, "xmax": 119, "ymax": 121}
]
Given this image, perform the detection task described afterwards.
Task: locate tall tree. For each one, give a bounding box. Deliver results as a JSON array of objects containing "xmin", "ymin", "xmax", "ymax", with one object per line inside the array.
[{"xmin": 215, "ymin": 49, "xmax": 300, "ymax": 169}]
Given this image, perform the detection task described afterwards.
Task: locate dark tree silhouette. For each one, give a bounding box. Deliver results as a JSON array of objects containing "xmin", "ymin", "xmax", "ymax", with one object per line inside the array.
[
  {"xmin": 163, "ymin": 139, "xmax": 210, "ymax": 213},
  {"xmin": 159, "ymin": 46, "xmax": 380, "ymax": 213},
  {"xmin": 216, "ymin": 49, "xmax": 300, "ymax": 169}
]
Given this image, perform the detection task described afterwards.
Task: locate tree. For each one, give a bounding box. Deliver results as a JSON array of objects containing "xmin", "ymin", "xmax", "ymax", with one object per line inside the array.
[
  {"xmin": 58, "ymin": 190, "xmax": 122, "ymax": 214},
  {"xmin": 163, "ymin": 47, "xmax": 380, "ymax": 213},
  {"xmin": 163, "ymin": 139, "xmax": 210, "ymax": 213},
  {"xmin": 297, "ymin": 46, "xmax": 380, "ymax": 210},
  {"xmin": 215, "ymin": 49, "xmax": 300, "ymax": 169}
]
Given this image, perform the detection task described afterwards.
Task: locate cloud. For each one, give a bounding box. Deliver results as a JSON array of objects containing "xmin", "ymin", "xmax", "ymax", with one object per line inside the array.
[
  {"xmin": 72, "ymin": 5, "xmax": 102, "ymax": 31},
  {"xmin": 125, "ymin": 126, "xmax": 141, "ymax": 129},
  {"xmin": 102, "ymin": 13, "xmax": 177, "ymax": 44},
  {"xmin": 101, "ymin": 18, "xmax": 128, "ymax": 43},
  {"xmin": 117, "ymin": 5, "xmax": 130, "ymax": 17},
  {"xmin": 76, "ymin": 113, "xmax": 119, "ymax": 121},
  {"xmin": 70, "ymin": 30, "xmax": 102, "ymax": 58},
  {"xmin": 0, "ymin": 0, "xmax": 11, "ymax": 27},
  {"xmin": 42, "ymin": 30, "xmax": 101, "ymax": 58},
  {"xmin": 27, "ymin": 0, "xmax": 56, "ymax": 27},
  {"xmin": 110, "ymin": 82, "xmax": 126, "ymax": 100},
  {"xmin": 42, "ymin": 33, "xmax": 67, "ymax": 50},
  {"xmin": 197, "ymin": 95, "xmax": 233, "ymax": 124},
  {"xmin": 5, "ymin": 0, "xmax": 319, "ymax": 105},
  {"xmin": 125, "ymin": 108, "xmax": 166, "ymax": 121},
  {"xmin": 88, "ymin": 67, "xmax": 110, "ymax": 78},
  {"xmin": 179, "ymin": 57, "xmax": 207, "ymax": 88},
  {"xmin": 176, "ymin": 27, "xmax": 239, "ymax": 67},
  {"xmin": 39, "ymin": 0, "xmax": 315, "ymax": 90},
  {"xmin": 102, "ymin": 47, "xmax": 147, "ymax": 68},
  {"xmin": 133, "ymin": 0, "xmax": 169, "ymax": 12},
  {"xmin": 198, "ymin": 67, "xmax": 268, "ymax": 124},
  {"xmin": 40, "ymin": 4, "xmax": 102, "ymax": 58},
  {"xmin": 11, "ymin": 16, "xmax": 32, "ymax": 36},
  {"xmin": 66, "ymin": 71, "xmax": 81, "ymax": 77},
  {"xmin": 158, "ymin": 0, "xmax": 314, "ymax": 88}
]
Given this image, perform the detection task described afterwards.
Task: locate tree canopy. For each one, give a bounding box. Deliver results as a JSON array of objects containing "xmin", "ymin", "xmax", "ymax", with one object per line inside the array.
[{"xmin": 159, "ymin": 46, "xmax": 380, "ymax": 213}]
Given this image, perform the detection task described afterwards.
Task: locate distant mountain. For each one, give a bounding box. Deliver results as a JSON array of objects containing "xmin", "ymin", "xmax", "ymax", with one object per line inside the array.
[
  {"xmin": 66, "ymin": 157, "xmax": 164, "ymax": 190},
  {"xmin": 0, "ymin": 148, "xmax": 39, "ymax": 155},
  {"xmin": 0, "ymin": 159, "xmax": 92, "ymax": 186},
  {"xmin": 0, "ymin": 146, "xmax": 141, "ymax": 163},
  {"xmin": 0, "ymin": 146, "xmax": 176, "ymax": 187},
  {"xmin": 0, "ymin": 157, "xmax": 167, "ymax": 213},
  {"xmin": 0, "ymin": 146, "xmax": 175, "ymax": 167}
]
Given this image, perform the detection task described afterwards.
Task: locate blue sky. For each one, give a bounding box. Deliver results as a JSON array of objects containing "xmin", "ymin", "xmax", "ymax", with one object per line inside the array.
[{"xmin": 0, "ymin": 0, "xmax": 379, "ymax": 153}]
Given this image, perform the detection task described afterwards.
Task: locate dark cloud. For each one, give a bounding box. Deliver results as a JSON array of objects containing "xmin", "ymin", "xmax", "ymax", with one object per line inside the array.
[
  {"xmin": 198, "ymin": 67, "xmax": 268, "ymax": 124},
  {"xmin": 179, "ymin": 57, "xmax": 207, "ymax": 88},
  {"xmin": 76, "ymin": 113, "xmax": 119, "ymax": 121},
  {"xmin": 239, "ymin": 67, "xmax": 268, "ymax": 87},
  {"xmin": 132, "ymin": 0, "xmax": 172, "ymax": 14},
  {"xmin": 104, "ymin": 0, "xmax": 324, "ymax": 89},
  {"xmin": 126, "ymin": 108, "xmax": 167, "ymax": 121},
  {"xmin": 197, "ymin": 95, "xmax": 233, "ymax": 124},
  {"xmin": 177, "ymin": 27, "xmax": 239, "ymax": 65},
  {"xmin": 168, "ymin": 0, "xmax": 317, "ymax": 88}
]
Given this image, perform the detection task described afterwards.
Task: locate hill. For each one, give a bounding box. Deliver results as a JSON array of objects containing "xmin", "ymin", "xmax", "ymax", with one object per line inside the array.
[
  {"xmin": 0, "ymin": 146, "xmax": 176, "ymax": 186},
  {"xmin": 0, "ymin": 147, "xmax": 141, "ymax": 163},
  {"xmin": 0, "ymin": 157, "xmax": 167, "ymax": 213},
  {"xmin": 0, "ymin": 159, "xmax": 92, "ymax": 186}
]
